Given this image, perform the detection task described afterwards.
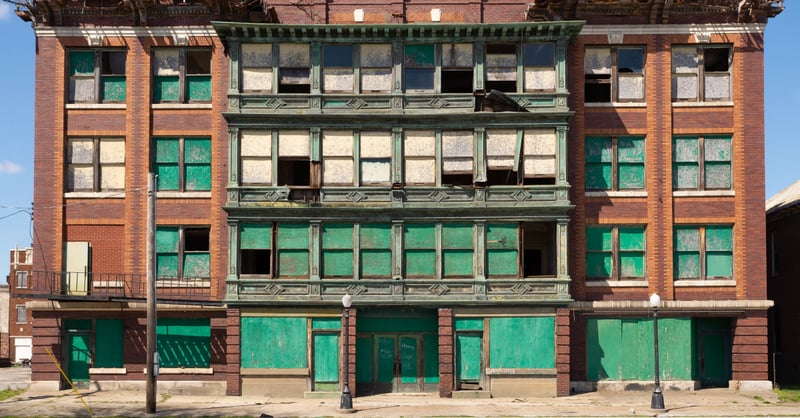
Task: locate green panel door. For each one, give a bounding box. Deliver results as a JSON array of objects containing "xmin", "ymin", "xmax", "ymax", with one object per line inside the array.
[
  {"xmin": 456, "ymin": 333, "xmax": 482, "ymax": 387},
  {"xmin": 313, "ymin": 333, "xmax": 339, "ymax": 391},
  {"xmin": 376, "ymin": 336, "xmax": 396, "ymax": 390},
  {"xmin": 67, "ymin": 333, "xmax": 91, "ymax": 385},
  {"xmin": 399, "ymin": 336, "xmax": 420, "ymax": 391}
]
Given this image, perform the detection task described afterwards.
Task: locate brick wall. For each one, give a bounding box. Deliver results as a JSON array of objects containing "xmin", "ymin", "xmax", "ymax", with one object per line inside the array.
[{"xmin": 438, "ymin": 308, "xmax": 454, "ymax": 397}]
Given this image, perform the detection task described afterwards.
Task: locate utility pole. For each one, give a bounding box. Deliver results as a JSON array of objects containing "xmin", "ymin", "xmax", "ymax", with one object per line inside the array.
[{"xmin": 146, "ymin": 173, "xmax": 158, "ymax": 414}]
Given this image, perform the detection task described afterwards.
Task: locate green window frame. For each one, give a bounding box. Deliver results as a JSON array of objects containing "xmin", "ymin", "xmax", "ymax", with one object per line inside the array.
[
  {"xmin": 152, "ymin": 48, "xmax": 211, "ymax": 103},
  {"xmin": 585, "ymin": 136, "xmax": 645, "ymax": 191},
  {"xmin": 156, "ymin": 318, "xmax": 211, "ymax": 368},
  {"xmin": 674, "ymin": 225, "xmax": 733, "ymax": 280},
  {"xmin": 442, "ymin": 224, "xmax": 474, "ymax": 277},
  {"xmin": 153, "ymin": 137, "xmax": 211, "ymax": 192},
  {"xmin": 68, "ymin": 49, "xmax": 126, "ymax": 103},
  {"xmin": 584, "ymin": 46, "xmax": 645, "ymax": 103},
  {"xmin": 66, "ymin": 137, "xmax": 125, "ymax": 192},
  {"xmin": 156, "ymin": 226, "xmax": 210, "ymax": 279},
  {"xmin": 322, "ymin": 224, "xmax": 354, "ymax": 277},
  {"xmin": 360, "ymin": 224, "xmax": 392, "ymax": 277},
  {"xmin": 277, "ymin": 223, "xmax": 310, "ymax": 277},
  {"xmin": 673, "ymin": 135, "xmax": 732, "ymax": 190},
  {"xmin": 486, "ymin": 223, "xmax": 519, "ymax": 277},
  {"xmin": 586, "ymin": 225, "xmax": 645, "ymax": 280},
  {"xmin": 672, "ymin": 44, "xmax": 732, "ymax": 102}
]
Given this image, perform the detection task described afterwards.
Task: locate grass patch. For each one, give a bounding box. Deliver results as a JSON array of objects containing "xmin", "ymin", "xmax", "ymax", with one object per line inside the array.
[
  {"xmin": 776, "ymin": 385, "xmax": 800, "ymax": 403},
  {"xmin": 0, "ymin": 388, "xmax": 26, "ymax": 401}
]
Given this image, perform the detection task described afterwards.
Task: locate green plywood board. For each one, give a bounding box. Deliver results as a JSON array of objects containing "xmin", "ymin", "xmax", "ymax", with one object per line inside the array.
[
  {"xmin": 154, "ymin": 76, "xmax": 180, "ymax": 102},
  {"xmin": 279, "ymin": 250, "xmax": 310, "ymax": 276},
  {"xmin": 455, "ymin": 318, "xmax": 484, "ymax": 331},
  {"xmin": 361, "ymin": 250, "xmax": 392, "ymax": 276},
  {"xmin": 312, "ymin": 318, "xmax": 341, "ymax": 330},
  {"xmin": 156, "ymin": 227, "xmax": 179, "ymax": 252},
  {"xmin": 101, "ymin": 76, "xmax": 126, "ymax": 101},
  {"xmin": 155, "ymin": 164, "xmax": 180, "ymax": 190},
  {"xmin": 356, "ymin": 335, "xmax": 374, "ymax": 383},
  {"xmin": 157, "ymin": 318, "xmax": 211, "ymax": 368},
  {"xmin": 187, "ymin": 76, "xmax": 212, "ymax": 101},
  {"xmin": 95, "ymin": 319, "xmax": 123, "ymax": 368},
  {"xmin": 443, "ymin": 249, "xmax": 472, "ymax": 276},
  {"xmin": 322, "ymin": 224, "xmax": 353, "ymax": 249},
  {"xmin": 400, "ymin": 336, "xmax": 418, "ymax": 384},
  {"xmin": 489, "ymin": 317, "xmax": 554, "ymax": 369},
  {"xmin": 241, "ymin": 317, "xmax": 307, "ymax": 368},
  {"xmin": 314, "ymin": 333, "xmax": 339, "ymax": 383},
  {"xmin": 404, "ymin": 45, "xmax": 434, "ymax": 66},
  {"xmin": 184, "ymin": 138, "xmax": 211, "ymax": 163},
  {"xmin": 184, "ymin": 253, "xmax": 210, "ymax": 278},
  {"xmin": 586, "ymin": 163, "xmax": 612, "ymax": 189},
  {"xmin": 457, "ymin": 333, "xmax": 481, "ymax": 382},
  {"xmin": 357, "ymin": 315, "xmax": 437, "ymax": 333},
  {"xmin": 69, "ymin": 51, "xmax": 95, "ymax": 75},
  {"xmin": 377, "ymin": 336, "xmax": 395, "ymax": 383},
  {"xmin": 360, "ymin": 224, "xmax": 391, "ymax": 249},
  {"xmin": 442, "ymin": 224, "xmax": 473, "ymax": 249},
  {"xmin": 278, "ymin": 224, "xmax": 309, "ymax": 248},
  {"xmin": 157, "ymin": 253, "xmax": 179, "ymax": 277},
  {"xmin": 424, "ymin": 333, "xmax": 439, "ymax": 384},
  {"xmin": 405, "ymin": 250, "xmax": 435, "ymax": 276},
  {"xmin": 241, "ymin": 224, "xmax": 271, "ymax": 249},
  {"xmin": 323, "ymin": 250, "xmax": 354, "ymax": 276},
  {"xmin": 404, "ymin": 224, "xmax": 435, "ymax": 249},
  {"xmin": 487, "ymin": 250, "xmax": 517, "ymax": 276},
  {"xmin": 486, "ymin": 224, "xmax": 517, "ymax": 249}
]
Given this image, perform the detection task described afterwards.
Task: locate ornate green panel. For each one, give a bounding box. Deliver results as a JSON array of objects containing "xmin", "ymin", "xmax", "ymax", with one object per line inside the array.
[
  {"xmin": 241, "ymin": 317, "xmax": 308, "ymax": 368},
  {"xmin": 489, "ymin": 317, "xmax": 554, "ymax": 369}
]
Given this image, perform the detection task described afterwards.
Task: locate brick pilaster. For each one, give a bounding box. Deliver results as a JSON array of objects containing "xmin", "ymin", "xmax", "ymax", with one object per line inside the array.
[
  {"xmin": 225, "ymin": 308, "xmax": 241, "ymax": 396},
  {"xmin": 732, "ymin": 312, "xmax": 769, "ymax": 382},
  {"xmin": 556, "ymin": 308, "xmax": 571, "ymax": 396},
  {"xmin": 438, "ymin": 308, "xmax": 454, "ymax": 398}
]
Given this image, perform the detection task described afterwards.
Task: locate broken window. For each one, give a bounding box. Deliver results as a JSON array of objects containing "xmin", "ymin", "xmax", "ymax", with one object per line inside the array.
[
  {"xmin": 586, "ymin": 225, "xmax": 645, "ymax": 280},
  {"xmin": 485, "ymin": 129, "xmax": 557, "ymax": 186},
  {"xmin": 68, "ymin": 49, "xmax": 126, "ymax": 103},
  {"xmin": 360, "ymin": 44, "xmax": 393, "ymax": 93},
  {"xmin": 66, "ymin": 137, "xmax": 125, "ymax": 192},
  {"xmin": 486, "ymin": 130, "xmax": 518, "ymax": 185},
  {"xmin": 360, "ymin": 224, "xmax": 392, "ymax": 277},
  {"xmin": 584, "ymin": 47, "xmax": 644, "ymax": 103},
  {"xmin": 441, "ymin": 131, "xmax": 474, "ymax": 185},
  {"xmin": 156, "ymin": 226, "xmax": 210, "ymax": 279},
  {"xmin": 404, "ymin": 44, "xmax": 435, "ymax": 92},
  {"xmin": 485, "ymin": 44, "xmax": 517, "ymax": 92},
  {"xmin": 241, "ymin": 43, "xmax": 273, "ymax": 92},
  {"xmin": 404, "ymin": 130, "xmax": 436, "ymax": 185},
  {"xmin": 441, "ymin": 43, "xmax": 474, "ymax": 93},
  {"xmin": 239, "ymin": 223, "xmax": 271, "ymax": 275},
  {"xmin": 485, "ymin": 222, "xmax": 556, "ymax": 278},
  {"xmin": 322, "ymin": 224, "xmax": 354, "ymax": 277},
  {"xmin": 277, "ymin": 130, "xmax": 312, "ymax": 187},
  {"xmin": 674, "ymin": 225, "xmax": 732, "ymax": 280},
  {"xmin": 322, "ymin": 130, "xmax": 354, "ymax": 185},
  {"xmin": 240, "ymin": 130, "xmax": 272, "ymax": 185},
  {"xmin": 672, "ymin": 135, "xmax": 731, "ymax": 190},
  {"xmin": 585, "ymin": 136, "xmax": 645, "ymax": 191},
  {"xmin": 672, "ymin": 45, "xmax": 731, "ymax": 102},
  {"xmin": 359, "ymin": 131, "xmax": 392, "ymax": 185},
  {"xmin": 524, "ymin": 43, "xmax": 556, "ymax": 92},
  {"xmin": 323, "ymin": 45, "xmax": 354, "ymax": 93},
  {"xmin": 279, "ymin": 43, "xmax": 311, "ymax": 93},
  {"xmin": 277, "ymin": 223, "xmax": 309, "ymax": 277},
  {"xmin": 152, "ymin": 48, "xmax": 211, "ymax": 103},
  {"xmin": 153, "ymin": 137, "xmax": 211, "ymax": 192},
  {"xmin": 523, "ymin": 223, "xmax": 556, "ymax": 277},
  {"xmin": 522, "ymin": 129, "xmax": 557, "ymax": 185}
]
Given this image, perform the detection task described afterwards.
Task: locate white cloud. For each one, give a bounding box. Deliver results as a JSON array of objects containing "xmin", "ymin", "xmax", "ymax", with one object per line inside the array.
[
  {"xmin": 0, "ymin": 161, "xmax": 24, "ymax": 174},
  {"xmin": 0, "ymin": 3, "xmax": 12, "ymax": 21}
]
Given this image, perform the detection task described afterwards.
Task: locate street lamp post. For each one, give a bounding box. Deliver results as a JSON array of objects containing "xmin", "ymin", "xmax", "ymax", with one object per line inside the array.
[
  {"xmin": 340, "ymin": 293, "xmax": 353, "ymax": 411},
  {"xmin": 650, "ymin": 293, "xmax": 665, "ymax": 411}
]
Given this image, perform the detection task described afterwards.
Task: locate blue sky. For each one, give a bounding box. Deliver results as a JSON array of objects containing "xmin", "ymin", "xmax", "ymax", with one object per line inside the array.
[{"xmin": 0, "ymin": 4, "xmax": 796, "ymax": 283}]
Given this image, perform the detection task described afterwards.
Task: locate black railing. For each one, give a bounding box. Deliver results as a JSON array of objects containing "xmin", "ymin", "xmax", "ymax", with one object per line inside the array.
[{"xmin": 15, "ymin": 270, "xmax": 217, "ymax": 303}]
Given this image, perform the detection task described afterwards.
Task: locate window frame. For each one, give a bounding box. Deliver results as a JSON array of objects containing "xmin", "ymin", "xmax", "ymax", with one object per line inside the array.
[
  {"xmin": 155, "ymin": 225, "xmax": 211, "ymax": 280},
  {"xmin": 674, "ymin": 224, "xmax": 733, "ymax": 280},
  {"xmin": 584, "ymin": 46, "xmax": 646, "ymax": 103},
  {"xmin": 585, "ymin": 136, "xmax": 646, "ymax": 191},
  {"xmin": 15, "ymin": 271, "xmax": 28, "ymax": 289},
  {"xmin": 585, "ymin": 224, "xmax": 646, "ymax": 281},
  {"xmin": 152, "ymin": 47, "xmax": 212, "ymax": 104},
  {"xmin": 672, "ymin": 135, "xmax": 732, "ymax": 191},
  {"xmin": 67, "ymin": 49, "xmax": 127, "ymax": 104},
  {"xmin": 153, "ymin": 136, "xmax": 212, "ymax": 192},
  {"xmin": 16, "ymin": 305, "xmax": 27, "ymax": 324},
  {"xmin": 671, "ymin": 44, "xmax": 732, "ymax": 102},
  {"xmin": 66, "ymin": 137, "xmax": 126, "ymax": 193}
]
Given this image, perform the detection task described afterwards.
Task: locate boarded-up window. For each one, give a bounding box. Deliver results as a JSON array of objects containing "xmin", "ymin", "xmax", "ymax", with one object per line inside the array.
[
  {"xmin": 67, "ymin": 137, "xmax": 125, "ymax": 192},
  {"xmin": 404, "ymin": 224, "xmax": 436, "ymax": 277},
  {"xmin": 322, "ymin": 130, "xmax": 354, "ymax": 185},
  {"xmin": 277, "ymin": 223, "xmax": 309, "ymax": 277},
  {"xmin": 441, "ymin": 131, "xmax": 474, "ymax": 185},
  {"xmin": 489, "ymin": 317, "xmax": 554, "ymax": 369},
  {"xmin": 157, "ymin": 318, "xmax": 210, "ymax": 368},
  {"xmin": 241, "ymin": 317, "xmax": 307, "ymax": 368},
  {"xmin": 585, "ymin": 47, "xmax": 644, "ymax": 102},
  {"xmin": 404, "ymin": 130, "xmax": 436, "ymax": 185},
  {"xmin": 360, "ymin": 131, "xmax": 391, "ymax": 185},
  {"xmin": 322, "ymin": 224, "xmax": 353, "ymax": 277},
  {"xmin": 486, "ymin": 44, "xmax": 517, "ymax": 92},
  {"xmin": 279, "ymin": 43, "xmax": 310, "ymax": 93},
  {"xmin": 586, "ymin": 225, "xmax": 645, "ymax": 280},
  {"xmin": 523, "ymin": 129, "xmax": 557, "ymax": 183},
  {"xmin": 68, "ymin": 50, "xmax": 126, "ymax": 103},
  {"xmin": 404, "ymin": 44, "xmax": 434, "ymax": 92},
  {"xmin": 241, "ymin": 43, "xmax": 273, "ymax": 92},
  {"xmin": 240, "ymin": 130, "xmax": 272, "ymax": 185},
  {"xmin": 524, "ymin": 43, "xmax": 556, "ymax": 92},
  {"xmin": 674, "ymin": 225, "xmax": 732, "ymax": 280},
  {"xmin": 153, "ymin": 137, "xmax": 211, "ymax": 192},
  {"xmin": 360, "ymin": 224, "xmax": 391, "ymax": 277},
  {"xmin": 153, "ymin": 48, "xmax": 211, "ymax": 103},
  {"xmin": 442, "ymin": 224, "xmax": 473, "ymax": 277},
  {"xmin": 672, "ymin": 135, "xmax": 731, "ymax": 190},
  {"xmin": 442, "ymin": 43, "xmax": 473, "ymax": 93},
  {"xmin": 278, "ymin": 130, "xmax": 311, "ymax": 186},
  {"xmin": 95, "ymin": 319, "xmax": 124, "ymax": 368},
  {"xmin": 486, "ymin": 129, "xmax": 517, "ymax": 185},
  {"xmin": 323, "ymin": 45, "xmax": 354, "ymax": 93},
  {"xmin": 585, "ymin": 136, "xmax": 645, "ymax": 191},
  {"xmin": 672, "ymin": 45, "xmax": 731, "ymax": 102},
  {"xmin": 239, "ymin": 223, "xmax": 271, "ymax": 275},
  {"xmin": 156, "ymin": 226, "xmax": 210, "ymax": 279},
  {"xmin": 361, "ymin": 44, "xmax": 393, "ymax": 93},
  {"xmin": 487, "ymin": 223, "xmax": 518, "ymax": 277}
]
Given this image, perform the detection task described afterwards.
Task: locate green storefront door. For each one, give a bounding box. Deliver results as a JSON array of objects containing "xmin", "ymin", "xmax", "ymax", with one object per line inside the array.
[
  {"xmin": 701, "ymin": 331, "xmax": 731, "ymax": 387},
  {"xmin": 456, "ymin": 333, "xmax": 482, "ymax": 389},
  {"xmin": 67, "ymin": 333, "xmax": 91, "ymax": 387},
  {"xmin": 373, "ymin": 335, "xmax": 422, "ymax": 393}
]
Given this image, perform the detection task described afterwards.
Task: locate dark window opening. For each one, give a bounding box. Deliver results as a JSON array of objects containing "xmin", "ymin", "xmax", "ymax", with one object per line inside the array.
[
  {"xmin": 524, "ymin": 43, "xmax": 555, "ymax": 67},
  {"xmin": 704, "ymin": 48, "xmax": 730, "ymax": 72},
  {"xmin": 186, "ymin": 50, "xmax": 211, "ymax": 74},
  {"xmin": 522, "ymin": 223, "xmax": 555, "ymax": 277},
  {"xmin": 523, "ymin": 249, "xmax": 543, "ymax": 277},
  {"xmin": 523, "ymin": 177, "xmax": 556, "ymax": 185},
  {"xmin": 240, "ymin": 249, "xmax": 271, "ymax": 275},
  {"xmin": 184, "ymin": 228, "xmax": 210, "ymax": 252},
  {"xmin": 278, "ymin": 158, "xmax": 310, "ymax": 186},
  {"xmin": 442, "ymin": 173, "xmax": 473, "ymax": 186},
  {"xmin": 486, "ymin": 44, "xmax": 517, "ymax": 93},
  {"xmin": 323, "ymin": 45, "xmax": 354, "ymax": 67},
  {"xmin": 101, "ymin": 51, "xmax": 126, "ymax": 75},
  {"xmin": 585, "ymin": 74, "xmax": 611, "ymax": 102},
  {"xmin": 487, "ymin": 169, "xmax": 517, "ymax": 185},
  {"xmin": 442, "ymin": 69, "xmax": 473, "ymax": 93},
  {"xmin": 485, "ymin": 80, "xmax": 516, "ymax": 93},
  {"xmin": 404, "ymin": 68, "xmax": 434, "ymax": 91},
  {"xmin": 279, "ymin": 68, "xmax": 311, "ymax": 93}
]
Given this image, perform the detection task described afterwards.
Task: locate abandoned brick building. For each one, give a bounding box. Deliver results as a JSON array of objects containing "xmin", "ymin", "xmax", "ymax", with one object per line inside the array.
[{"xmin": 15, "ymin": 0, "xmax": 782, "ymax": 397}]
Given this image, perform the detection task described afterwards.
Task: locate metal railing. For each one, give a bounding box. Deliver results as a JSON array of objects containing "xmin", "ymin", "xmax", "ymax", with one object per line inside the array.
[{"xmin": 14, "ymin": 270, "xmax": 216, "ymax": 303}]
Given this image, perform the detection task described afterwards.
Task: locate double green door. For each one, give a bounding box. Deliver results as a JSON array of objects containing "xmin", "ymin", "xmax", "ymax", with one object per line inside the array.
[{"xmin": 375, "ymin": 335, "xmax": 422, "ymax": 393}]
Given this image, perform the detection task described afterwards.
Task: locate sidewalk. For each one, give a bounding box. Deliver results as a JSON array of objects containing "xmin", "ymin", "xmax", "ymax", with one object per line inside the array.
[{"xmin": 1, "ymin": 387, "xmax": 799, "ymax": 417}]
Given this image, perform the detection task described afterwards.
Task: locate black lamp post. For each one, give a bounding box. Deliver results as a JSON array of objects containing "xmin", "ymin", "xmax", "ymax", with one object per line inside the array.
[
  {"xmin": 650, "ymin": 293, "xmax": 665, "ymax": 411},
  {"xmin": 340, "ymin": 293, "xmax": 353, "ymax": 411}
]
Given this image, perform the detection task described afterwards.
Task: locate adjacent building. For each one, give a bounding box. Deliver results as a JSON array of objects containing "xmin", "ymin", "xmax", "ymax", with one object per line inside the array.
[
  {"xmin": 7, "ymin": 246, "xmax": 33, "ymax": 366},
  {"xmin": 15, "ymin": 0, "xmax": 781, "ymax": 397}
]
